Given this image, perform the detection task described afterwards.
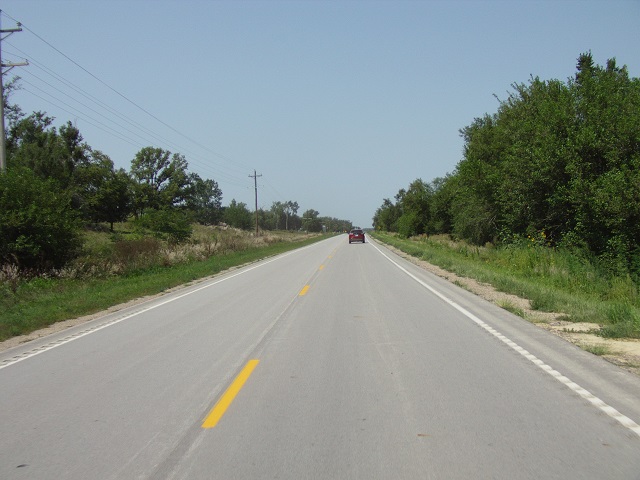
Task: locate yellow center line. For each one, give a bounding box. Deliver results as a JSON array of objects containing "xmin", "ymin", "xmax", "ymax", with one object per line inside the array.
[
  {"xmin": 202, "ymin": 359, "xmax": 260, "ymax": 429},
  {"xmin": 299, "ymin": 285, "xmax": 310, "ymax": 296}
]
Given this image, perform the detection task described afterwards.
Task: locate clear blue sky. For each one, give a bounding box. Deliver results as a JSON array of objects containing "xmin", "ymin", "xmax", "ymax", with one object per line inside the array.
[{"xmin": 2, "ymin": 0, "xmax": 638, "ymax": 228}]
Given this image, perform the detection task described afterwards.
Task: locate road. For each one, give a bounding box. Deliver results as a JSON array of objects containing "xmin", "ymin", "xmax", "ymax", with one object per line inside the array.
[{"xmin": 1, "ymin": 235, "xmax": 640, "ymax": 479}]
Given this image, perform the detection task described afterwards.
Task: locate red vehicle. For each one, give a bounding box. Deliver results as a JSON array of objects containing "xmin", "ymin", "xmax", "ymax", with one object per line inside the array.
[{"xmin": 348, "ymin": 228, "xmax": 365, "ymax": 244}]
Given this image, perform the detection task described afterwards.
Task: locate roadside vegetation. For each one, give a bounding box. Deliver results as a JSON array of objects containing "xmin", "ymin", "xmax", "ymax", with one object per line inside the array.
[
  {"xmin": 373, "ymin": 53, "xmax": 640, "ymax": 286},
  {"xmin": 0, "ymin": 77, "xmax": 351, "ymax": 343},
  {"xmin": 371, "ymin": 52, "xmax": 640, "ymax": 340},
  {"xmin": 0, "ymin": 225, "xmax": 331, "ymax": 342},
  {"xmin": 371, "ymin": 232, "xmax": 640, "ymax": 339}
]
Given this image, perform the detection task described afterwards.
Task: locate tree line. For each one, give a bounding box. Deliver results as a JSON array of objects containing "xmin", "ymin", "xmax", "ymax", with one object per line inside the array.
[
  {"xmin": 0, "ymin": 92, "xmax": 352, "ymax": 271},
  {"xmin": 373, "ymin": 53, "xmax": 640, "ymax": 278}
]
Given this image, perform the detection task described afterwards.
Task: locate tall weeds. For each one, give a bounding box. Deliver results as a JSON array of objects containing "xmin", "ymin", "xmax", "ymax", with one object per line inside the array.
[{"xmin": 373, "ymin": 232, "xmax": 640, "ymax": 339}]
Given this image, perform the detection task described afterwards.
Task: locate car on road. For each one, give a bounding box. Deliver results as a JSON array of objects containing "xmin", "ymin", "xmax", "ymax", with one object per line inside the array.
[{"xmin": 349, "ymin": 229, "xmax": 365, "ymax": 244}]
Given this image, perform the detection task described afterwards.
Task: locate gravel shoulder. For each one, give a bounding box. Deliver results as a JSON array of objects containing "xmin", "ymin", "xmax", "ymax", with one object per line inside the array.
[{"xmin": 383, "ymin": 243, "xmax": 640, "ymax": 377}]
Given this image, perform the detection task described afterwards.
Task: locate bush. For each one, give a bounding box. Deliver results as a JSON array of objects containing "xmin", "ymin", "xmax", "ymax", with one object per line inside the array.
[
  {"xmin": 0, "ymin": 168, "xmax": 81, "ymax": 270},
  {"xmin": 134, "ymin": 208, "xmax": 193, "ymax": 244}
]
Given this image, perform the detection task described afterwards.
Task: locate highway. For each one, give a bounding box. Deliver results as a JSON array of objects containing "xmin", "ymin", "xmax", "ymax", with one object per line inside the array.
[{"xmin": 1, "ymin": 235, "xmax": 640, "ymax": 479}]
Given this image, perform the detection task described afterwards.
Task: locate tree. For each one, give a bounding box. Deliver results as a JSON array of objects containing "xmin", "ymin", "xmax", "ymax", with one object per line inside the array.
[
  {"xmin": 395, "ymin": 179, "xmax": 432, "ymax": 237},
  {"xmin": 373, "ymin": 198, "xmax": 400, "ymax": 232},
  {"xmin": 302, "ymin": 209, "xmax": 322, "ymax": 232},
  {"xmin": 270, "ymin": 201, "xmax": 285, "ymax": 229},
  {"xmin": 283, "ymin": 201, "xmax": 299, "ymax": 230},
  {"xmin": 72, "ymin": 151, "xmax": 132, "ymax": 230},
  {"xmin": 185, "ymin": 173, "xmax": 223, "ymax": 225},
  {"xmin": 0, "ymin": 167, "xmax": 81, "ymax": 269},
  {"xmin": 2, "ymin": 76, "xmax": 24, "ymax": 133},
  {"xmin": 429, "ymin": 175, "xmax": 456, "ymax": 234},
  {"xmin": 129, "ymin": 147, "xmax": 190, "ymax": 213},
  {"xmin": 8, "ymin": 113, "xmax": 90, "ymax": 188},
  {"xmin": 224, "ymin": 199, "xmax": 253, "ymax": 230},
  {"xmin": 320, "ymin": 216, "xmax": 352, "ymax": 232}
]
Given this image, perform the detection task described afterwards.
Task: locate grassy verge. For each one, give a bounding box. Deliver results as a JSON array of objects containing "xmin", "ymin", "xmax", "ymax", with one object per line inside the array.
[
  {"xmin": 371, "ymin": 232, "xmax": 640, "ymax": 339},
  {"xmin": 0, "ymin": 231, "xmax": 331, "ymax": 342}
]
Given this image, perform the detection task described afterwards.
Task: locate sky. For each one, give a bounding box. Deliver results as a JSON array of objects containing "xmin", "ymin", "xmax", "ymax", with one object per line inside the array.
[{"xmin": 1, "ymin": 0, "xmax": 638, "ymax": 228}]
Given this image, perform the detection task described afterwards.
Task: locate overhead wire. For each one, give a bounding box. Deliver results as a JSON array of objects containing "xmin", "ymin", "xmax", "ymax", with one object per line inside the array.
[
  {"xmin": 20, "ymin": 88, "xmax": 146, "ymax": 149},
  {"xmin": 1, "ymin": 10, "xmax": 253, "ymax": 173},
  {"xmin": 1, "ymin": 10, "xmax": 254, "ymax": 191},
  {"xmin": 4, "ymin": 44, "xmax": 251, "ymax": 188}
]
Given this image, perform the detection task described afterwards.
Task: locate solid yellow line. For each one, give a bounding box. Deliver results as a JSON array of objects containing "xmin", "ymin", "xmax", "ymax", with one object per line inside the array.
[
  {"xmin": 202, "ymin": 359, "xmax": 260, "ymax": 428},
  {"xmin": 299, "ymin": 285, "xmax": 310, "ymax": 296}
]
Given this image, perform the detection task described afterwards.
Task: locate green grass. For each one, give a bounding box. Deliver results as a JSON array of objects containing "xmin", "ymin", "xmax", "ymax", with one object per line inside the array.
[
  {"xmin": 0, "ymin": 231, "xmax": 331, "ymax": 342},
  {"xmin": 371, "ymin": 232, "xmax": 640, "ymax": 339},
  {"xmin": 496, "ymin": 299, "xmax": 526, "ymax": 318},
  {"xmin": 580, "ymin": 343, "xmax": 615, "ymax": 356}
]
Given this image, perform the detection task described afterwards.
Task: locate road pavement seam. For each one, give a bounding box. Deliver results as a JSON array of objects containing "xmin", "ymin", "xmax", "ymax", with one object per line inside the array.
[{"xmin": 370, "ymin": 241, "xmax": 640, "ymax": 438}]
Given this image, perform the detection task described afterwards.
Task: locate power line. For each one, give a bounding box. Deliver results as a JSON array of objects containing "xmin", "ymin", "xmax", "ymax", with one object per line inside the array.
[
  {"xmin": 5, "ymin": 42, "xmax": 252, "ymax": 186},
  {"xmin": 3, "ymin": 55, "xmax": 253, "ymax": 191},
  {"xmin": 0, "ymin": 9, "xmax": 254, "ymax": 178}
]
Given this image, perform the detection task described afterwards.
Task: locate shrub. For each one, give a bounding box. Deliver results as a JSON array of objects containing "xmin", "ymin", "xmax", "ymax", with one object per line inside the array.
[
  {"xmin": 133, "ymin": 208, "xmax": 193, "ymax": 244},
  {"xmin": 0, "ymin": 168, "xmax": 81, "ymax": 270}
]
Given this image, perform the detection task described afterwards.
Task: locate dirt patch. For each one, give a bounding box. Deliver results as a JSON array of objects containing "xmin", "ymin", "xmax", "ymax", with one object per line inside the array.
[{"xmin": 384, "ymin": 243, "xmax": 640, "ymax": 377}]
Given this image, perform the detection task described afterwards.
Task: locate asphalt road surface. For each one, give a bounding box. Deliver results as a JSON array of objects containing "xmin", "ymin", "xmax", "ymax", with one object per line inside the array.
[{"xmin": 2, "ymin": 235, "xmax": 640, "ymax": 479}]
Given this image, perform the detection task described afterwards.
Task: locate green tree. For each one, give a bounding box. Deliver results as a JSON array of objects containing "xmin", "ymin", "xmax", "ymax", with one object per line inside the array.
[
  {"xmin": 2, "ymin": 76, "xmax": 24, "ymax": 134},
  {"xmin": 283, "ymin": 201, "xmax": 299, "ymax": 230},
  {"xmin": 72, "ymin": 151, "xmax": 132, "ymax": 229},
  {"xmin": 453, "ymin": 114, "xmax": 502, "ymax": 244},
  {"xmin": 8, "ymin": 113, "xmax": 90, "ymax": 188},
  {"xmin": 302, "ymin": 209, "xmax": 322, "ymax": 232},
  {"xmin": 270, "ymin": 201, "xmax": 285, "ymax": 230},
  {"xmin": 130, "ymin": 147, "xmax": 190, "ymax": 213},
  {"xmin": 566, "ymin": 52, "xmax": 640, "ymax": 261},
  {"xmin": 185, "ymin": 173, "xmax": 223, "ymax": 225},
  {"xmin": 396, "ymin": 179, "xmax": 432, "ymax": 237},
  {"xmin": 224, "ymin": 199, "xmax": 253, "ymax": 230},
  {"xmin": 429, "ymin": 175, "xmax": 456, "ymax": 234},
  {"xmin": 373, "ymin": 198, "xmax": 400, "ymax": 232},
  {"xmin": 0, "ymin": 167, "xmax": 81, "ymax": 269},
  {"xmin": 320, "ymin": 217, "xmax": 352, "ymax": 232}
]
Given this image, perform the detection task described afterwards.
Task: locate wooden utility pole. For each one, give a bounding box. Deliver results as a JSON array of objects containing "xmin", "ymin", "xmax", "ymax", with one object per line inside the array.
[
  {"xmin": 0, "ymin": 12, "xmax": 28, "ymax": 172},
  {"xmin": 249, "ymin": 170, "xmax": 262, "ymax": 235}
]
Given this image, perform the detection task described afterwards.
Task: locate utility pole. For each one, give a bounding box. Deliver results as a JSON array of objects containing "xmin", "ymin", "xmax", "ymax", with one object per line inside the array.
[
  {"xmin": 249, "ymin": 170, "xmax": 262, "ymax": 235},
  {"xmin": 0, "ymin": 11, "xmax": 28, "ymax": 172}
]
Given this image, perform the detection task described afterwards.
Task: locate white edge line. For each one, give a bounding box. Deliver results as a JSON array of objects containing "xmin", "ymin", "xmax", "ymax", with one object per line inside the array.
[
  {"xmin": 370, "ymin": 240, "xmax": 640, "ymax": 438},
  {"xmin": 0, "ymin": 243, "xmax": 320, "ymax": 371}
]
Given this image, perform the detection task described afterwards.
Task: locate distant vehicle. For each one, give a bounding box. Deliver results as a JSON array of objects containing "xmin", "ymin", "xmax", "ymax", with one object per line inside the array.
[{"xmin": 348, "ymin": 229, "xmax": 365, "ymax": 244}]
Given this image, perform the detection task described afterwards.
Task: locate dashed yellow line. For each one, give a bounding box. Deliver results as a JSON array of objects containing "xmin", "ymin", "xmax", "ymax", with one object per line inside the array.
[
  {"xmin": 202, "ymin": 359, "xmax": 260, "ymax": 428},
  {"xmin": 299, "ymin": 285, "xmax": 310, "ymax": 296}
]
